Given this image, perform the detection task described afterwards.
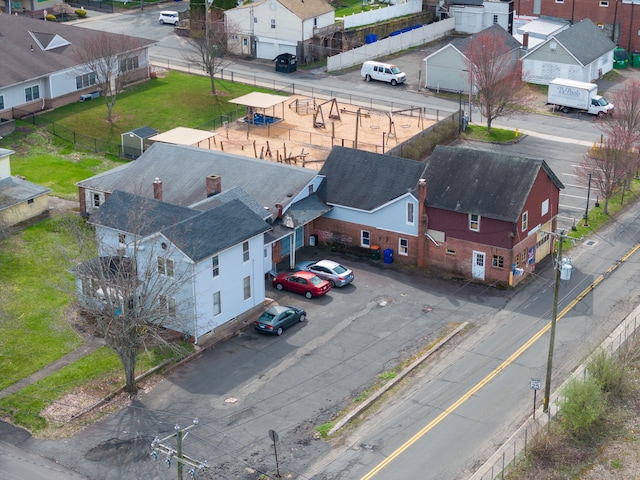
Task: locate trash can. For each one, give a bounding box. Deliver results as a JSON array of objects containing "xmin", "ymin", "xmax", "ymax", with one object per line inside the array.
[
  {"xmin": 370, "ymin": 245, "xmax": 380, "ymax": 260},
  {"xmin": 383, "ymin": 248, "xmax": 394, "ymax": 264},
  {"xmin": 633, "ymin": 52, "xmax": 640, "ymax": 68}
]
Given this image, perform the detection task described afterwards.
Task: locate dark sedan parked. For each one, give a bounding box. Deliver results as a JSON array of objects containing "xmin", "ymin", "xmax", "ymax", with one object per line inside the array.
[{"xmin": 254, "ymin": 305, "xmax": 306, "ymax": 335}]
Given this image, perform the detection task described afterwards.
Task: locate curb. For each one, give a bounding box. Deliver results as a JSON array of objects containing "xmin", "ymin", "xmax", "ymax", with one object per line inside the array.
[{"xmin": 328, "ymin": 321, "xmax": 469, "ymax": 436}]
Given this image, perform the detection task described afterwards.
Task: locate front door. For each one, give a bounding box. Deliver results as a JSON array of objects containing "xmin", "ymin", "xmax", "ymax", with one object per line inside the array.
[{"xmin": 472, "ymin": 251, "xmax": 485, "ymax": 281}]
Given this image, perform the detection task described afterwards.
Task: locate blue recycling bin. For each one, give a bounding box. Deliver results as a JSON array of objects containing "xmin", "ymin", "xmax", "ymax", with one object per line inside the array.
[{"xmin": 383, "ymin": 248, "xmax": 394, "ymax": 264}]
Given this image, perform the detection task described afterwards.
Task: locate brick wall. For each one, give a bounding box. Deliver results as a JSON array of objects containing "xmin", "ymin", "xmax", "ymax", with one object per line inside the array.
[{"xmin": 312, "ymin": 216, "xmax": 420, "ymax": 266}]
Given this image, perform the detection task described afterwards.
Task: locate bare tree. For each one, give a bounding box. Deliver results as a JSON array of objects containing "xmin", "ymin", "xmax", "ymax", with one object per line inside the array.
[
  {"xmin": 70, "ymin": 192, "xmax": 193, "ymax": 393},
  {"xmin": 575, "ymin": 132, "xmax": 636, "ymax": 215},
  {"xmin": 598, "ymin": 80, "xmax": 640, "ymax": 181},
  {"xmin": 464, "ymin": 28, "xmax": 534, "ymax": 133},
  {"xmin": 74, "ymin": 32, "xmax": 143, "ymax": 123},
  {"xmin": 184, "ymin": 8, "xmax": 236, "ymax": 95},
  {"xmin": 599, "ymin": 80, "xmax": 640, "ymax": 148}
]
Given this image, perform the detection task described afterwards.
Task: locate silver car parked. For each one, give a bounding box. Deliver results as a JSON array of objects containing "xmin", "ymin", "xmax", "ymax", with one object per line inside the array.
[{"xmin": 294, "ymin": 259, "xmax": 354, "ymax": 288}]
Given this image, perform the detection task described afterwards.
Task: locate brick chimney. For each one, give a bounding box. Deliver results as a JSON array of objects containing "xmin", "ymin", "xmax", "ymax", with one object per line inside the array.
[
  {"xmin": 417, "ymin": 179, "xmax": 428, "ymax": 269},
  {"xmin": 522, "ymin": 32, "xmax": 529, "ymax": 50},
  {"xmin": 206, "ymin": 175, "xmax": 221, "ymax": 197},
  {"xmin": 153, "ymin": 177, "xmax": 162, "ymax": 200}
]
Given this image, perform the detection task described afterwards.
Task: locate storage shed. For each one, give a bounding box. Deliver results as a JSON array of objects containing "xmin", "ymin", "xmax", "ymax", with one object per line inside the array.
[{"xmin": 121, "ymin": 126, "xmax": 158, "ymax": 159}]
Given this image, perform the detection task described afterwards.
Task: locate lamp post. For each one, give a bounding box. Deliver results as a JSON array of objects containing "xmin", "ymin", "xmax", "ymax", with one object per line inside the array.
[
  {"xmin": 583, "ymin": 173, "xmax": 592, "ymax": 227},
  {"xmin": 543, "ymin": 229, "xmax": 566, "ymax": 413}
]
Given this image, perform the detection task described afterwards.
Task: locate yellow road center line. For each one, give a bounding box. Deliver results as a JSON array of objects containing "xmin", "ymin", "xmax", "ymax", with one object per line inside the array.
[{"xmin": 361, "ymin": 243, "xmax": 640, "ymax": 480}]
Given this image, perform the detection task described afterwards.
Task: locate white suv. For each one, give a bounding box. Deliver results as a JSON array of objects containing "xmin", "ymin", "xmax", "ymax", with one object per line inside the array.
[{"xmin": 158, "ymin": 11, "xmax": 180, "ymax": 26}]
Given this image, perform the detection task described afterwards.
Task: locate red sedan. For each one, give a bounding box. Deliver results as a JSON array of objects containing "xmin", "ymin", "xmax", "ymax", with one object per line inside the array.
[{"xmin": 272, "ymin": 271, "xmax": 331, "ymax": 299}]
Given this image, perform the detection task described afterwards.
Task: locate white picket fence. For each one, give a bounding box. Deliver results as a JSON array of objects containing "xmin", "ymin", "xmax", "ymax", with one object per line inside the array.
[
  {"xmin": 339, "ymin": 0, "xmax": 423, "ymax": 29},
  {"xmin": 327, "ymin": 18, "xmax": 454, "ymax": 72}
]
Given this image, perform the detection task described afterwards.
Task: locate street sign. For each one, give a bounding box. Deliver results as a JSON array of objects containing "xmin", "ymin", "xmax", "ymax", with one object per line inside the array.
[
  {"xmin": 268, "ymin": 429, "xmax": 279, "ymax": 443},
  {"xmin": 530, "ymin": 378, "xmax": 541, "ymax": 390}
]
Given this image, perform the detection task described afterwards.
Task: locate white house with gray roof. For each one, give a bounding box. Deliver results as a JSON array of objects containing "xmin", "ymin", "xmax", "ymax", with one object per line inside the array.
[
  {"xmin": 423, "ymin": 24, "xmax": 522, "ymax": 93},
  {"xmin": 0, "ymin": 15, "xmax": 154, "ymax": 118},
  {"xmin": 75, "ymin": 142, "xmax": 330, "ymax": 274},
  {"xmin": 75, "ymin": 190, "xmax": 271, "ymax": 342},
  {"xmin": 521, "ymin": 18, "xmax": 616, "ymax": 85}
]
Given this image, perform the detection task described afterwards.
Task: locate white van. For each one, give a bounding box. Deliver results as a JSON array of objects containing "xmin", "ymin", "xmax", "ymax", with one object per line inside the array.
[{"xmin": 360, "ymin": 61, "xmax": 406, "ymax": 86}]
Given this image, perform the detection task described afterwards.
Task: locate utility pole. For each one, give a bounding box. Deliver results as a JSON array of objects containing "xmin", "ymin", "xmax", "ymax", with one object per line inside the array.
[
  {"xmin": 543, "ymin": 230, "xmax": 567, "ymax": 413},
  {"xmin": 151, "ymin": 418, "xmax": 208, "ymax": 479},
  {"xmin": 583, "ymin": 173, "xmax": 592, "ymax": 227}
]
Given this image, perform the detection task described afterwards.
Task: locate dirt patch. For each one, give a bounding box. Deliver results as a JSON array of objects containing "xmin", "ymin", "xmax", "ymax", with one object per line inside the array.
[{"xmin": 204, "ymin": 95, "xmax": 434, "ymax": 169}]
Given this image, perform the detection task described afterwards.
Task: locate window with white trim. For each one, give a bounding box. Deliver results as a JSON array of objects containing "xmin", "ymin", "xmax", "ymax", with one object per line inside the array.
[
  {"xmin": 271, "ymin": 19, "xmax": 276, "ymax": 29},
  {"xmin": 492, "ymin": 15, "xmax": 498, "ymax": 24},
  {"xmin": 0, "ymin": 95, "xmax": 4, "ymax": 110},
  {"xmin": 469, "ymin": 214, "xmax": 480, "ymax": 232},
  {"xmin": 599, "ymin": 0, "xmax": 608, "ymax": 5},
  {"xmin": 118, "ymin": 233, "xmax": 126, "ymax": 245},
  {"xmin": 25, "ymin": 85, "xmax": 40, "ymax": 102},
  {"xmin": 158, "ymin": 256, "xmax": 174, "ymax": 277},
  {"xmin": 492, "ymin": 255, "xmax": 504, "ymax": 269},
  {"xmin": 361, "ymin": 230, "xmax": 371, "ymax": 247},
  {"xmin": 243, "ymin": 276, "xmax": 251, "ymax": 300},
  {"xmin": 213, "ymin": 291, "xmax": 221, "ymax": 316},
  {"xmin": 159, "ymin": 295, "xmax": 176, "ymax": 316},
  {"xmin": 406, "ymin": 202, "xmax": 414, "ymax": 225},
  {"xmin": 522, "ymin": 211, "xmax": 528, "ymax": 232},
  {"xmin": 212, "ymin": 255, "xmax": 219, "ymax": 277},
  {"xmin": 76, "ymin": 73, "xmax": 96, "ymax": 90},
  {"xmin": 399, "ymin": 238, "xmax": 408, "ymax": 255},
  {"xmin": 242, "ymin": 241, "xmax": 250, "ymax": 262},
  {"xmin": 119, "ymin": 56, "xmax": 139, "ymax": 73},
  {"xmin": 541, "ymin": 199, "xmax": 549, "ymax": 216}
]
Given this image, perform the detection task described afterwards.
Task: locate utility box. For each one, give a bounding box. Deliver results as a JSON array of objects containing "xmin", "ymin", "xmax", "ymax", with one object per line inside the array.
[{"xmin": 633, "ymin": 52, "xmax": 640, "ymax": 68}]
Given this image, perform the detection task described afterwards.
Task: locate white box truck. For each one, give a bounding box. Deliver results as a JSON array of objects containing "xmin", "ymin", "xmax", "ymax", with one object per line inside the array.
[{"xmin": 547, "ymin": 78, "xmax": 614, "ymax": 116}]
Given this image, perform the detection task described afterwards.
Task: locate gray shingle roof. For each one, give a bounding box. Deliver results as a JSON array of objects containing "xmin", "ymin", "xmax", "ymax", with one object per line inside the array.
[
  {"xmin": 319, "ymin": 146, "xmax": 427, "ymax": 210},
  {"xmin": 91, "ymin": 191, "xmax": 270, "ymax": 262},
  {"xmin": 0, "ymin": 176, "xmax": 51, "ymax": 211},
  {"xmin": 127, "ymin": 126, "xmax": 158, "ymax": 139},
  {"xmin": 452, "ymin": 24, "xmax": 522, "ymax": 55},
  {"xmin": 76, "ymin": 143, "xmax": 318, "ymax": 219},
  {"xmin": 163, "ymin": 198, "xmax": 270, "ymax": 262},
  {"xmin": 191, "ymin": 186, "xmax": 271, "ymax": 221},
  {"xmin": 89, "ymin": 190, "xmax": 198, "ymax": 236},
  {"xmin": 552, "ymin": 18, "xmax": 616, "ymax": 65},
  {"xmin": 424, "ymin": 145, "xmax": 564, "ymax": 222},
  {"xmin": 0, "ymin": 15, "xmax": 155, "ymax": 88}
]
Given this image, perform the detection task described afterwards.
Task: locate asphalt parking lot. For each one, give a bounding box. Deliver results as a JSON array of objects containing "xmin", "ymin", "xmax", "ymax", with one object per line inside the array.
[{"xmin": 27, "ymin": 245, "xmax": 513, "ymax": 480}]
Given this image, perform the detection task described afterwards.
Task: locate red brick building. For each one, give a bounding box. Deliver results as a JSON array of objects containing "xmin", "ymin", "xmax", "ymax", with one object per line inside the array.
[
  {"xmin": 315, "ymin": 145, "xmax": 564, "ymax": 287},
  {"xmin": 514, "ymin": 0, "xmax": 640, "ymax": 52}
]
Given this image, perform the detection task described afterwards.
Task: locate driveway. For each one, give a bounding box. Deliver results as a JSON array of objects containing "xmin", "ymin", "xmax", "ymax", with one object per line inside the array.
[{"xmin": 26, "ymin": 247, "xmax": 510, "ymax": 480}]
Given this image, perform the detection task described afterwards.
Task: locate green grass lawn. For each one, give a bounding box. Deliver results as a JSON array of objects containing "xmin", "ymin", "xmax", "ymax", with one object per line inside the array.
[
  {"xmin": 34, "ymin": 71, "xmax": 272, "ymax": 143},
  {"xmin": 0, "ymin": 73, "xmax": 265, "ymax": 434},
  {"xmin": 0, "ymin": 215, "xmax": 84, "ymax": 392}
]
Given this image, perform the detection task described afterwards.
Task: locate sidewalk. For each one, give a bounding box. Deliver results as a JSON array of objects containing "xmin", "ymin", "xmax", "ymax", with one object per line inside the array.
[{"xmin": 0, "ymin": 336, "xmax": 105, "ymax": 400}]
